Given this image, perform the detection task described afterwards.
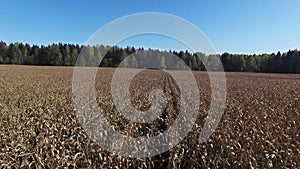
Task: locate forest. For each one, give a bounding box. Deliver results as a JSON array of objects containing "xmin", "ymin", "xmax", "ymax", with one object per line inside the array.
[{"xmin": 0, "ymin": 41, "xmax": 299, "ymax": 73}]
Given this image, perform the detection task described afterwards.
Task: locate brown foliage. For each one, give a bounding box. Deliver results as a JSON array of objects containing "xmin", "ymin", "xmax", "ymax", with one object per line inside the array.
[{"xmin": 0, "ymin": 65, "xmax": 299, "ymax": 168}]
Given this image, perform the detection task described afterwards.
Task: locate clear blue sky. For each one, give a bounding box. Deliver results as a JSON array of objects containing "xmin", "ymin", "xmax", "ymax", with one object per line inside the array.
[{"xmin": 0, "ymin": 0, "xmax": 299, "ymax": 54}]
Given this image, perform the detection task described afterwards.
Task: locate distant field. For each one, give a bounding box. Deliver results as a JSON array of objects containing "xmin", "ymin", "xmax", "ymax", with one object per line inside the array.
[{"xmin": 0, "ymin": 65, "xmax": 299, "ymax": 168}]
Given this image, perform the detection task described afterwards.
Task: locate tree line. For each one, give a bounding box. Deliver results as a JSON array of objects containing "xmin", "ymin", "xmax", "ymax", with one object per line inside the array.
[{"xmin": 0, "ymin": 41, "xmax": 299, "ymax": 73}]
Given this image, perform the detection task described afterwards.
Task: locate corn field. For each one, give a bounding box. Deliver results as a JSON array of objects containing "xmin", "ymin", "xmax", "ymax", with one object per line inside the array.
[{"xmin": 0, "ymin": 65, "xmax": 299, "ymax": 168}]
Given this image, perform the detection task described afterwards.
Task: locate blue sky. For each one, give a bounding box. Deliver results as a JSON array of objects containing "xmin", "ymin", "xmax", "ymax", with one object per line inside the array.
[{"xmin": 0, "ymin": 0, "xmax": 299, "ymax": 54}]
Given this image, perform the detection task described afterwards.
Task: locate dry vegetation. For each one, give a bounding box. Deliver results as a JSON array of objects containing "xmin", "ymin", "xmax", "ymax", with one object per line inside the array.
[{"xmin": 0, "ymin": 65, "xmax": 299, "ymax": 168}]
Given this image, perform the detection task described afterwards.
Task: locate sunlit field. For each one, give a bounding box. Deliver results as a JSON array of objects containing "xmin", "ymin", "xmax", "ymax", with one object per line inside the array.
[{"xmin": 0, "ymin": 65, "xmax": 299, "ymax": 168}]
